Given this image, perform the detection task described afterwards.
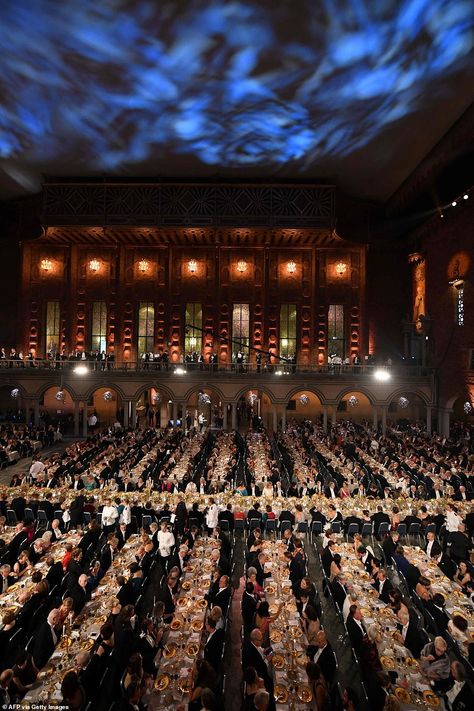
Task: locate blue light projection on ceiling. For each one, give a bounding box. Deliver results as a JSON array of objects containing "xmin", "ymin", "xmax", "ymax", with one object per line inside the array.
[{"xmin": 0, "ymin": 0, "xmax": 472, "ymax": 189}]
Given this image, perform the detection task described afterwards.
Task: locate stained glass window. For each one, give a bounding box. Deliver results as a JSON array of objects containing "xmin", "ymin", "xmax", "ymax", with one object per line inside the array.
[
  {"xmin": 138, "ymin": 303, "xmax": 155, "ymax": 355},
  {"xmin": 91, "ymin": 301, "xmax": 107, "ymax": 353},
  {"xmin": 45, "ymin": 301, "xmax": 60, "ymax": 353},
  {"xmin": 279, "ymin": 304, "xmax": 297, "ymax": 360},
  {"xmin": 185, "ymin": 303, "xmax": 202, "ymax": 353},
  {"xmin": 232, "ymin": 303, "xmax": 250, "ymax": 359},
  {"xmin": 328, "ymin": 304, "xmax": 345, "ymax": 359}
]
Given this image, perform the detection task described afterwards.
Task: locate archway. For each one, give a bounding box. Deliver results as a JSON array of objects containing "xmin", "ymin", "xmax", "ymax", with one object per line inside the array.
[
  {"xmin": 284, "ymin": 390, "xmax": 324, "ymax": 425},
  {"xmin": 452, "ymin": 396, "xmax": 474, "ymax": 423},
  {"xmin": 386, "ymin": 391, "xmax": 429, "ymax": 428},
  {"xmin": 135, "ymin": 386, "xmax": 172, "ymax": 429},
  {"xmin": 235, "ymin": 389, "xmax": 275, "ymax": 431},
  {"xmin": 39, "ymin": 385, "xmax": 75, "ymax": 433},
  {"xmin": 185, "ymin": 387, "xmax": 223, "ymax": 430},
  {"xmin": 88, "ymin": 387, "xmax": 122, "ymax": 430},
  {"xmin": 0, "ymin": 384, "xmax": 27, "ymax": 424},
  {"xmin": 335, "ymin": 391, "xmax": 372, "ymax": 423}
]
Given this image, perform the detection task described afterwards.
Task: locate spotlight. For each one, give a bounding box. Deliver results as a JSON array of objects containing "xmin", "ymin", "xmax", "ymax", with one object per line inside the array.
[
  {"xmin": 175, "ymin": 367, "xmax": 186, "ymax": 375},
  {"xmin": 373, "ymin": 368, "xmax": 391, "ymax": 382},
  {"xmin": 464, "ymin": 194, "xmax": 469, "ymax": 200},
  {"xmin": 74, "ymin": 364, "xmax": 89, "ymax": 375},
  {"xmin": 440, "ymin": 213, "xmax": 444, "ymax": 218},
  {"xmin": 452, "ymin": 201, "xmax": 457, "ymax": 207}
]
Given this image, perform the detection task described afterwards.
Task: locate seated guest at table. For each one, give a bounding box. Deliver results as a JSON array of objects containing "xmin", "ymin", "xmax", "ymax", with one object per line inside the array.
[
  {"xmin": 420, "ymin": 636, "xmax": 451, "ymax": 692},
  {"xmin": 242, "ymin": 629, "xmax": 274, "ymax": 707},
  {"xmin": 254, "ymin": 553, "xmax": 271, "ymax": 587},
  {"xmin": 331, "ymin": 574, "xmax": 348, "ymax": 611},
  {"xmin": 393, "ymin": 609, "xmax": 425, "ymax": 659},
  {"xmin": 255, "ymin": 600, "xmax": 283, "ymax": 647},
  {"xmin": 368, "ymin": 672, "xmax": 393, "ymax": 711},
  {"xmin": 13, "ymin": 550, "xmax": 31, "ymax": 579},
  {"xmin": 247, "ymin": 502, "xmax": 262, "ymax": 523},
  {"xmin": 305, "ymin": 662, "xmax": 328, "ymax": 709},
  {"xmin": 329, "ymin": 553, "xmax": 342, "ymax": 582},
  {"xmin": 113, "ymin": 605, "xmax": 139, "ymax": 673},
  {"xmin": 159, "ymin": 573, "xmax": 177, "ymax": 619},
  {"xmin": 69, "ymin": 573, "xmax": 91, "ymax": 616},
  {"xmin": 347, "ymin": 605, "xmax": 367, "ymax": 653},
  {"xmin": 382, "ymin": 530, "xmax": 399, "ymax": 562},
  {"xmin": 302, "ymin": 604, "xmax": 320, "ymax": 658},
  {"xmin": 123, "ymin": 652, "xmax": 143, "ymax": 690},
  {"xmin": 116, "ymin": 680, "xmax": 143, "ymax": 711},
  {"xmin": 243, "ymin": 666, "xmax": 264, "ymax": 711},
  {"xmin": 278, "ymin": 506, "xmax": 295, "ymax": 528},
  {"xmin": 447, "ymin": 523, "xmax": 473, "ymax": 564},
  {"xmin": 60, "ymin": 670, "xmax": 86, "ymax": 711},
  {"xmin": 357, "ymin": 545, "xmax": 374, "ymax": 572},
  {"xmin": 189, "ymin": 659, "xmax": 217, "ymax": 711},
  {"xmin": 387, "ymin": 589, "xmax": 410, "ymax": 619},
  {"xmin": 425, "ymin": 530, "xmax": 442, "ymax": 558},
  {"xmin": 425, "ymin": 593, "xmax": 450, "ymax": 635},
  {"xmin": 289, "ymin": 541, "xmax": 306, "ymax": 587},
  {"xmin": 453, "ymin": 561, "xmax": 472, "ymax": 590},
  {"xmin": 32, "ymin": 608, "xmax": 61, "ymax": 671},
  {"xmin": 208, "ymin": 605, "xmax": 225, "ymax": 632},
  {"xmin": 207, "ymin": 574, "xmax": 232, "ymax": 615},
  {"xmin": 0, "ymin": 564, "xmax": 15, "ymax": 592},
  {"xmin": 360, "ymin": 625, "xmax": 383, "ymax": 672},
  {"xmin": 56, "ymin": 597, "xmax": 74, "ymax": 626},
  {"xmin": 247, "ymin": 567, "xmax": 265, "ymax": 599},
  {"xmin": 436, "ymin": 551, "xmax": 457, "ymax": 580},
  {"xmin": 296, "ymin": 576, "xmax": 318, "ymax": 610},
  {"xmin": 448, "ymin": 614, "xmax": 469, "ymax": 646},
  {"xmin": 247, "ymin": 527, "xmax": 263, "ymax": 551},
  {"xmin": 203, "ymin": 617, "xmax": 225, "ymax": 673},
  {"xmin": 415, "ymin": 575, "xmax": 432, "ymax": 601},
  {"xmin": 321, "ymin": 540, "xmax": 337, "ymax": 577},
  {"xmin": 242, "ymin": 583, "xmax": 258, "ymax": 633},
  {"xmin": 372, "ymin": 569, "xmax": 393, "ymax": 603},
  {"xmin": 444, "ymin": 660, "xmax": 474, "ymax": 711},
  {"xmin": 11, "ymin": 650, "xmax": 37, "ymax": 697},
  {"xmin": 312, "ymin": 630, "xmax": 336, "ymax": 684}
]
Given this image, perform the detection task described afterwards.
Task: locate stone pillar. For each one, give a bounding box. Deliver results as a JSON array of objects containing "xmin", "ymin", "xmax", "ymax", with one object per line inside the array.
[
  {"xmin": 281, "ymin": 406, "xmax": 286, "ymax": 432},
  {"xmin": 160, "ymin": 403, "xmax": 168, "ymax": 428},
  {"xmin": 322, "ymin": 408, "xmax": 328, "ymax": 433},
  {"xmin": 426, "ymin": 406, "xmax": 432, "ymax": 436},
  {"xmin": 372, "ymin": 406, "xmax": 378, "ymax": 429},
  {"xmin": 34, "ymin": 399, "xmax": 40, "ymax": 428},
  {"xmin": 82, "ymin": 402, "xmax": 88, "ymax": 437},
  {"xmin": 123, "ymin": 400, "xmax": 130, "ymax": 428},
  {"xmin": 438, "ymin": 408, "xmax": 451, "ymax": 439},
  {"xmin": 231, "ymin": 402, "xmax": 237, "ymax": 430},
  {"xmin": 222, "ymin": 403, "xmax": 228, "ymax": 430},
  {"xmin": 381, "ymin": 406, "xmax": 387, "ymax": 435},
  {"xmin": 331, "ymin": 405, "xmax": 337, "ymax": 426},
  {"xmin": 130, "ymin": 401, "xmax": 136, "ymax": 428},
  {"xmin": 272, "ymin": 406, "xmax": 278, "ymax": 432},
  {"xmin": 73, "ymin": 401, "xmax": 80, "ymax": 436},
  {"xmin": 24, "ymin": 398, "xmax": 31, "ymax": 424},
  {"xmin": 172, "ymin": 402, "xmax": 178, "ymax": 427}
]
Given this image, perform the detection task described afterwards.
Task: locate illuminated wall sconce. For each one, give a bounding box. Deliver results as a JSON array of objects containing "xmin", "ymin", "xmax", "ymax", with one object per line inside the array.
[
  {"xmin": 335, "ymin": 261, "xmax": 347, "ymax": 277},
  {"xmin": 188, "ymin": 259, "xmax": 198, "ymax": 274},
  {"xmin": 237, "ymin": 260, "xmax": 247, "ymax": 273},
  {"xmin": 88, "ymin": 259, "xmax": 101, "ymax": 273},
  {"xmin": 286, "ymin": 260, "xmax": 296, "ymax": 274},
  {"xmin": 40, "ymin": 258, "xmax": 53, "ymax": 273},
  {"xmin": 138, "ymin": 259, "xmax": 149, "ymax": 274}
]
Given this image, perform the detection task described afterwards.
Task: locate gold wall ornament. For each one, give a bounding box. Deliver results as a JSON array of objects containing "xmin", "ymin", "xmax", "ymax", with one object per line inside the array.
[
  {"xmin": 237, "ymin": 260, "xmax": 247, "ymax": 273},
  {"xmin": 88, "ymin": 259, "xmax": 101, "ymax": 273},
  {"xmin": 286, "ymin": 260, "xmax": 296, "ymax": 274},
  {"xmin": 188, "ymin": 259, "xmax": 198, "ymax": 274},
  {"xmin": 335, "ymin": 261, "xmax": 347, "ymax": 277},
  {"xmin": 40, "ymin": 258, "xmax": 53, "ymax": 273},
  {"xmin": 138, "ymin": 259, "xmax": 149, "ymax": 273}
]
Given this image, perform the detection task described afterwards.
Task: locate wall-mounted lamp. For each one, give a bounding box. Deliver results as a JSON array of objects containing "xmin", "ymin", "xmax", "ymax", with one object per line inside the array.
[
  {"xmin": 335, "ymin": 261, "xmax": 347, "ymax": 277},
  {"xmin": 89, "ymin": 259, "xmax": 101, "ymax": 273},
  {"xmin": 286, "ymin": 260, "xmax": 296, "ymax": 274},
  {"xmin": 188, "ymin": 259, "xmax": 198, "ymax": 274},
  {"xmin": 40, "ymin": 258, "xmax": 53, "ymax": 273},
  {"xmin": 237, "ymin": 260, "xmax": 247, "ymax": 273},
  {"xmin": 138, "ymin": 259, "xmax": 149, "ymax": 273}
]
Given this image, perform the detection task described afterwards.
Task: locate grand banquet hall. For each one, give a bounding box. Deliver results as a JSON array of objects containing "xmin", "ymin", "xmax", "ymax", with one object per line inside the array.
[{"xmin": 0, "ymin": 1, "xmax": 473, "ymax": 710}]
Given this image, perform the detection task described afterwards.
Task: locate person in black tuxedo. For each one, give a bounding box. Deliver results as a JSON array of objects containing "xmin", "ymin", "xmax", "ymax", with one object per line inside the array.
[
  {"xmin": 278, "ymin": 508, "xmax": 295, "ymax": 527},
  {"xmin": 346, "ymin": 605, "xmax": 367, "ymax": 653},
  {"xmin": 371, "ymin": 506, "xmax": 390, "ymax": 537},
  {"xmin": 247, "ymin": 503, "xmax": 262, "ymax": 523},
  {"xmin": 254, "ymin": 552, "xmax": 271, "ymax": 587},
  {"xmin": 242, "ymin": 629, "xmax": 275, "ymax": 710},
  {"xmin": 45, "ymin": 557, "xmax": 64, "ymax": 588},
  {"xmin": 382, "ymin": 530, "xmax": 399, "ymax": 563},
  {"xmin": 312, "ymin": 630, "xmax": 336, "ymax": 684},
  {"xmin": 309, "ymin": 507, "xmax": 327, "ymax": 527},
  {"xmin": 289, "ymin": 542, "xmax": 306, "ymax": 587},
  {"xmin": 32, "ymin": 608, "xmax": 60, "ymax": 670},
  {"xmin": 321, "ymin": 540, "xmax": 337, "ymax": 577},
  {"xmin": 447, "ymin": 524, "xmax": 473, "ymax": 563},
  {"xmin": 159, "ymin": 573, "xmax": 176, "ymax": 619},
  {"xmin": 218, "ymin": 504, "xmax": 234, "ymax": 532},
  {"xmin": 242, "ymin": 582, "xmax": 258, "ymax": 633},
  {"xmin": 372, "ymin": 569, "xmax": 393, "ymax": 603},
  {"xmin": 393, "ymin": 609, "xmax": 425, "ymax": 658},
  {"xmin": 425, "ymin": 593, "xmax": 450, "ymax": 635},
  {"xmin": 331, "ymin": 575, "xmax": 347, "ymax": 611},
  {"xmin": 203, "ymin": 618, "xmax": 225, "ymax": 673},
  {"xmin": 69, "ymin": 573, "xmax": 91, "ymax": 616},
  {"xmin": 425, "ymin": 531, "xmax": 442, "ymax": 558},
  {"xmin": 0, "ymin": 564, "xmax": 16, "ymax": 593},
  {"xmin": 437, "ymin": 552, "xmax": 458, "ymax": 580},
  {"xmin": 357, "ymin": 545, "xmax": 374, "ymax": 572},
  {"xmin": 206, "ymin": 575, "xmax": 232, "ymax": 616},
  {"xmin": 38, "ymin": 495, "xmax": 54, "ymax": 521},
  {"xmin": 444, "ymin": 660, "xmax": 474, "ymax": 710}
]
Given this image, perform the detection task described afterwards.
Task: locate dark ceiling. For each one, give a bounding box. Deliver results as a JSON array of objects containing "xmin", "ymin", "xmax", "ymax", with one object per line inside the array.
[{"xmin": 0, "ymin": 0, "xmax": 473, "ymax": 203}]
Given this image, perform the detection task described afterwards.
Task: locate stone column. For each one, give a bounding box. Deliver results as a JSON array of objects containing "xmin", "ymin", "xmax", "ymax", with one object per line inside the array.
[
  {"xmin": 34, "ymin": 399, "xmax": 40, "ymax": 428},
  {"xmin": 381, "ymin": 406, "xmax": 387, "ymax": 435},
  {"xmin": 281, "ymin": 406, "xmax": 286, "ymax": 432},
  {"xmin": 73, "ymin": 401, "xmax": 80, "ymax": 436},
  {"xmin": 426, "ymin": 406, "xmax": 432, "ymax": 436},
  {"xmin": 172, "ymin": 402, "xmax": 178, "ymax": 427},
  {"xmin": 82, "ymin": 402, "xmax": 88, "ymax": 437},
  {"xmin": 130, "ymin": 401, "xmax": 136, "ymax": 428},
  {"xmin": 438, "ymin": 408, "xmax": 451, "ymax": 439},
  {"xmin": 222, "ymin": 403, "xmax": 228, "ymax": 430},
  {"xmin": 272, "ymin": 406, "xmax": 278, "ymax": 432},
  {"xmin": 322, "ymin": 408, "xmax": 328, "ymax": 433},
  {"xmin": 331, "ymin": 405, "xmax": 337, "ymax": 426},
  {"xmin": 231, "ymin": 402, "xmax": 237, "ymax": 430},
  {"xmin": 372, "ymin": 406, "xmax": 378, "ymax": 429},
  {"xmin": 123, "ymin": 400, "xmax": 130, "ymax": 428}
]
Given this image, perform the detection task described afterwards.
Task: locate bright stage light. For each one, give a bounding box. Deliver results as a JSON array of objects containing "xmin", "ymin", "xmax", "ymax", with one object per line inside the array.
[
  {"xmin": 373, "ymin": 368, "xmax": 391, "ymax": 382},
  {"xmin": 74, "ymin": 365, "xmax": 89, "ymax": 375}
]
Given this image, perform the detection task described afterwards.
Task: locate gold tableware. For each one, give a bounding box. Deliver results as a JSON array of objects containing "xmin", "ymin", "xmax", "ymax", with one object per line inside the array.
[
  {"xmin": 162, "ymin": 643, "xmax": 177, "ymax": 659},
  {"xmin": 270, "ymin": 629, "xmax": 282, "ymax": 643},
  {"xmin": 290, "ymin": 626, "xmax": 303, "ymax": 638},
  {"xmin": 38, "ymin": 665, "xmax": 55, "ymax": 680},
  {"xmin": 395, "ymin": 688, "xmax": 411, "ymax": 703},
  {"xmin": 195, "ymin": 599, "xmax": 207, "ymax": 610},
  {"xmin": 265, "ymin": 585, "xmax": 275, "ymax": 595},
  {"xmin": 170, "ymin": 619, "xmax": 182, "ymax": 631},
  {"xmin": 271, "ymin": 653, "xmax": 286, "ymax": 670},
  {"xmin": 95, "ymin": 614, "xmax": 108, "ymax": 624},
  {"xmin": 360, "ymin": 608, "xmax": 371, "ymax": 616},
  {"xmin": 191, "ymin": 619, "xmax": 203, "ymax": 633},
  {"xmin": 274, "ymin": 685, "xmax": 289, "ymax": 703},
  {"xmin": 186, "ymin": 642, "xmax": 199, "ymax": 657},
  {"xmin": 177, "ymin": 597, "xmax": 188, "ymax": 607},
  {"xmin": 295, "ymin": 651, "xmax": 307, "ymax": 667},
  {"xmin": 453, "ymin": 610, "xmax": 467, "ymax": 621},
  {"xmin": 181, "ymin": 580, "xmax": 191, "ymax": 591},
  {"xmin": 422, "ymin": 690, "xmax": 440, "ymax": 707},
  {"xmin": 405, "ymin": 657, "xmax": 419, "ymax": 669},
  {"xmin": 59, "ymin": 636, "xmax": 72, "ymax": 650},
  {"xmin": 81, "ymin": 639, "xmax": 94, "ymax": 651},
  {"xmin": 184, "ymin": 565, "xmax": 195, "ymax": 573},
  {"xmin": 155, "ymin": 674, "xmax": 170, "ymax": 691},
  {"xmin": 269, "ymin": 603, "xmax": 278, "ymax": 615},
  {"xmin": 7, "ymin": 583, "xmax": 19, "ymax": 592},
  {"xmin": 298, "ymin": 685, "xmax": 313, "ymax": 703},
  {"xmin": 380, "ymin": 656, "xmax": 395, "ymax": 670}
]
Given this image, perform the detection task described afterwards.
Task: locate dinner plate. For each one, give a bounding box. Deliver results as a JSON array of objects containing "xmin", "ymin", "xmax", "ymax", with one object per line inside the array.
[
  {"xmin": 270, "ymin": 629, "xmax": 282, "ymax": 643},
  {"xmin": 298, "ymin": 685, "xmax": 313, "ymax": 703},
  {"xmin": 290, "ymin": 626, "xmax": 303, "ymax": 638},
  {"xmin": 38, "ymin": 665, "xmax": 55, "ymax": 679},
  {"xmin": 395, "ymin": 687, "xmax": 411, "ymax": 703},
  {"xmin": 405, "ymin": 657, "xmax": 419, "ymax": 669},
  {"xmin": 269, "ymin": 604, "xmax": 278, "ymax": 615},
  {"xmin": 59, "ymin": 637, "xmax": 72, "ymax": 650},
  {"xmin": 155, "ymin": 674, "xmax": 170, "ymax": 691},
  {"xmin": 380, "ymin": 656, "xmax": 395, "ymax": 670},
  {"xmin": 7, "ymin": 583, "xmax": 19, "ymax": 592},
  {"xmin": 186, "ymin": 642, "xmax": 200, "ymax": 657},
  {"xmin": 177, "ymin": 597, "xmax": 188, "ymax": 607},
  {"xmin": 95, "ymin": 614, "xmax": 108, "ymax": 625},
  {"xmin": 271, "ymin": 653, "xmax": 286, "ymax": 669},
  {"xmin": 191, "ymin": 619, "xmax": 204, "ymax": 632},
  {"xmin": 266, "ymin": 585, "xmax": 276, "ymax": 595},
  {"xmin": 170, "ymin": 619, "xmax": 182, "ymax": 631},
  {"xmin": 286, "ymin": 603, "xmax": 297, "ymax": 613},
  {"xmin": 181, "ymin": 580, "xmax": 191, "ymax": 591},
  {"xmin": 422, "ymin": 690, "xmax": 440, "ymax": 707},
  {"xmin": 195, "ymin": 599, "xmax": 207, "ymax": 610},
  {"xmin": 162, "ymin": 643, "xmax": 177, "ymax": 659},
  {"xmin": 274, "ymin": 684, "xmax": 289, "ymax": 703}
]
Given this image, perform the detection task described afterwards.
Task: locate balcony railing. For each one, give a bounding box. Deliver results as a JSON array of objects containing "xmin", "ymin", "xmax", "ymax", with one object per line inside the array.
[{"xmin": 0, "ymin": 359, "xmax": 433, "ymax": 378}]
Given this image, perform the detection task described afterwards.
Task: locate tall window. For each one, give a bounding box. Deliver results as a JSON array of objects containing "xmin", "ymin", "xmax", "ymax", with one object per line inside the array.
[
  {"xmin": 279, "ymin": 304, "xmax": 297, "ymax": 360},
  {"xmin": 91, "ymin": 302, "xmax": 107, "ymax": 353},
  {"xmin": 328, "ymin": 304, "xmax": 345, "ymax": 359},
  {"xmin": 232, "ymin": 303, "xmax": 250, "ymax": 359},
  {"xmin": 456, "ymin": 286, "xmax": 464, "ymax": 326},
  {"xmin": 185, "ymin": 303, "xmax": 202, "ymax": 353},
  {"xmin": 138, "ymin": 303, "xmax": 155, "ymax": 355},
  {"xmin": 45, "ymin": 301, "xmax": 60, "ymax": 353}
]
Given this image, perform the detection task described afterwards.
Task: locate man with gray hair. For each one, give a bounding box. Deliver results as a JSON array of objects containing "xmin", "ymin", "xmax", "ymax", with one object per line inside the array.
[
  {"xmin": 254, "ymin": 689, "xmax": 270, "ymax": 710},
  {"xmin": 32, "ymin": 608, "xmax": 60, "ymax": 670},
  {"xmin": 445, "ymin": 660, "xmax": 473, "ymax": 710},
  {"xmin": 0, "ymin": 564, "xmax": 14, "ymax": 594}
]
